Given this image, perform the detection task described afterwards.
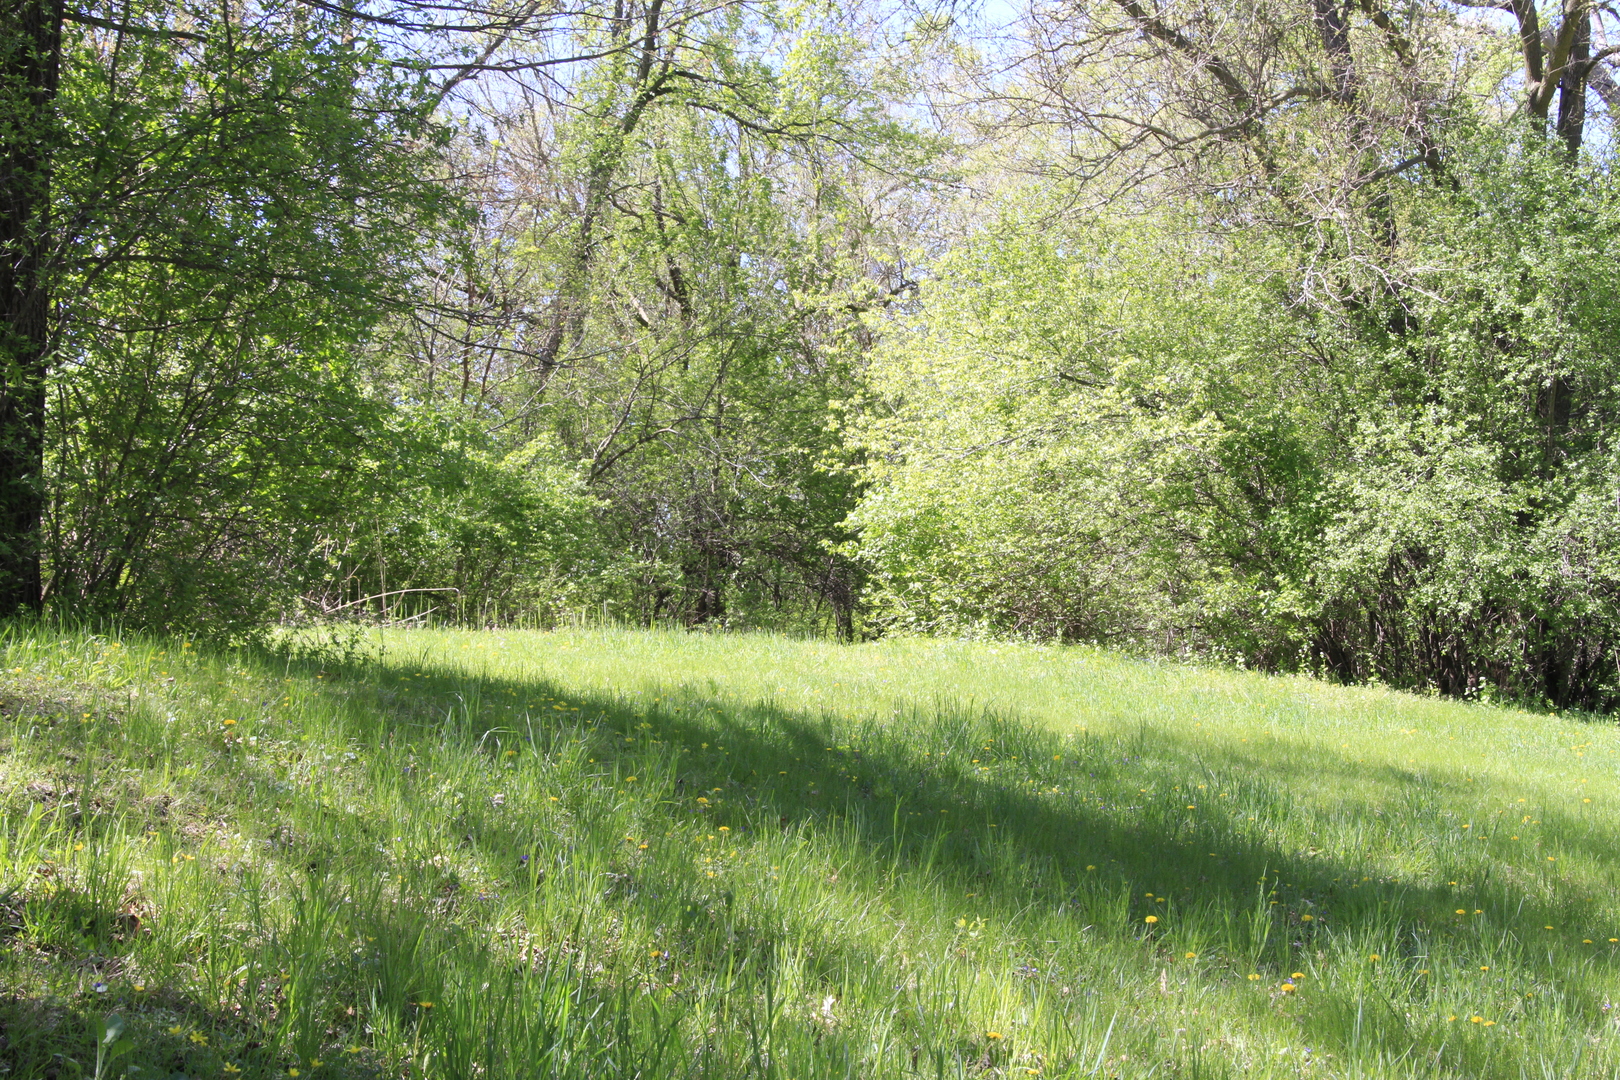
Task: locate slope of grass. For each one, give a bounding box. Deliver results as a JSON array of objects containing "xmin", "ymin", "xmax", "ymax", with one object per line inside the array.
[{"xmin": 1, "ymin": 623, "xmax": 1617, "ymax": 1080}]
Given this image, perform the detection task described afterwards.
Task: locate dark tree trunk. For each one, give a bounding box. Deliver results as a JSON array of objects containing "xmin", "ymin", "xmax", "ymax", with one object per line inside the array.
[
  {"xmin": 1556, "ymin": 9, "xmax": 1590, "ymax": 156},
  {"xmin": 0, "ymin": 0, "xmax": 61, "ymax": 616}
]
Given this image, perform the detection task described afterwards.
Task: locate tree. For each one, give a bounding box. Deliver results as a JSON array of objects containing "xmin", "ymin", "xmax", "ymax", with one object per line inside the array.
[
  {"xmin": 0, "ymin": 0, "xmax": 61, "ymax": 614},
  {"xmin": 373, "ymin": 0, "xmax": 941, "ymax": 634},
  {"xmin": 0, "ymin": 0, "xmax": 459, "ymax": 628},
  {"xmin": 846, "ymin": 0, "xmax": 1620, "ymax": 706}
]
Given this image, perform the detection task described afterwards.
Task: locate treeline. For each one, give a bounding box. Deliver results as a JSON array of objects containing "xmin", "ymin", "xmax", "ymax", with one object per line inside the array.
[{"xmin": 3, "ymin": 0, "xmax": 1619, "ymax": 709}]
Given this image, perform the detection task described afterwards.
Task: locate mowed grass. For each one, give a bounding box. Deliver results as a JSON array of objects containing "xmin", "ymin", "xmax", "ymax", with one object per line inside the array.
[{"xmin": 2, "ymin": 625, "xmax": 1619, "ymax": 1080}]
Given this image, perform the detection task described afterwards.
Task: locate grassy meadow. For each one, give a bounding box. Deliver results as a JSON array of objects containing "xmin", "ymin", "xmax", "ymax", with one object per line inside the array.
[{"xmin": 1, "ymin": 624, "xmax": 1618, "ymax": 1079}]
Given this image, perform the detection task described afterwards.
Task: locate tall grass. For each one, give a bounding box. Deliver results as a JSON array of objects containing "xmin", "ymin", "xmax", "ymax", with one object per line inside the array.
[{"xmin": 1, "ymin": 624, "xmax": 1617, "ymax": 1079}]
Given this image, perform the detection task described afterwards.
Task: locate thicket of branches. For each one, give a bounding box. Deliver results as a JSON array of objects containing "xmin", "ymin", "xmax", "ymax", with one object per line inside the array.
[{"xmin": 4, "ymin": 0, "xmax": 1620, "ymax": 707}]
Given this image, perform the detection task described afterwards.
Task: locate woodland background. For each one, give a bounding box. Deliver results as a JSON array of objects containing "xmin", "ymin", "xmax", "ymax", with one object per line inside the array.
[{"xmin": 4, "ymin": 0, "xmax": 1620, "ymax": 710}]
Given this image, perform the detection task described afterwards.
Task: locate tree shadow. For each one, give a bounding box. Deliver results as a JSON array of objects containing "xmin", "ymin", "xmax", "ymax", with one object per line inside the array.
[{"xmin": 248, "ymin": 641, "xmax": 1617, "ymax": 1077}]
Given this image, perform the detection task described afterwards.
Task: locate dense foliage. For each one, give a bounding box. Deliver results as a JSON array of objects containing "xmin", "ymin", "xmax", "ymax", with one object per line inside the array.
[
  {"xmin": 5, "ymin": 0, "xmax": 1620, "ymax": 706},
  {"xmin": 853, "ymin": 131, "xmax": 1620, "ymax": 709}
]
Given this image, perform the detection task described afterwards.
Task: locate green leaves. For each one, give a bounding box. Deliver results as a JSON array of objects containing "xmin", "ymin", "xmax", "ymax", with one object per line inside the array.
[
  {"xmin": 93, "ymin": 1013, "xmax": 133, "ymax": 1080},
  {"xmin": 848, "ymin": 132, "xmax": 1620, "ymax": 707}
]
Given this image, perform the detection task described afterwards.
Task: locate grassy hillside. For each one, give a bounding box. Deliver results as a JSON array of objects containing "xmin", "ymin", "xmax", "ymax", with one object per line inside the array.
[{"xmin": 1, "ymin": 625, "xmax": 1617, "ymax": 1079}]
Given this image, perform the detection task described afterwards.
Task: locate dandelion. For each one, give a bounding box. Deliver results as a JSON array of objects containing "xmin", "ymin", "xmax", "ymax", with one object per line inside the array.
[
  {"xmin": 697, "ymin": 797, "xmax": 709, "ymax": 804},
  {"xmin": 417, "ymin": 1002, "xmax": 433, "ymax": 1009},
  {"xmin": 1300, "ymin": 914, "xmax": 1314, "ymax": 922},
  {"xmin": 718, "ymin": 826, "xmax": 730, "ymax": 832},
  {"xmin": 624, "ymin": 776, "xmax": 637, "ymax": 782},
  {"xmin": 1248, "ymin": 974, "xmax": 1261, "ymax": 981},
  {"xmin": 1585, "ymin": 939, "xmax": 1594, "ymax": 944},
  {"xmin": 1480, "ymin": 966, "xmax": 1489, "ymax": 971},
  {"xmin": 1292, "ymin": 972, "xmax": 1304, "ymax": 979},
  {"xmin": 1368, "ymin": 954, "xmax": 1379, "ymax": 962},
  {"xmin": 290, "ymin": 1070, "xmax": 301, "ymax": 1078},
  {"xmin": 1456, "ymin": 909, "xmax": 1467, "ymax": 915},
  {"xmin": 1144, "ymin": 915, "xmax": 1158, "ymax": 924},
  {"xmin": 985, "ymin": 1031, "xmax": 1003, "ymax": 1040},
  {"xmin": 1086, "ymin": 865, "xmax": 1096, "ymax": 871},
  {"xmin": 1470, "ymin": 1016, "xmax": 1483, "ymax": 1024},
  {"xmin": 1484, "ymin": 1020, "xmax": 1496, "ymax": 1027},
  {"xmin": 75, "ymin": 843, "xmax": 85, "ymax": 852},
  {"xmin": 1185, "ymin": 951, "xmax": 1197, "ymax": 959},
  {"xmin": 1280, "ymin": 981, "xmax": 1296, "ymax": 993},
  {"xmin": 223, "ymin": 719, "xmax": 237, "ymax": 727}
]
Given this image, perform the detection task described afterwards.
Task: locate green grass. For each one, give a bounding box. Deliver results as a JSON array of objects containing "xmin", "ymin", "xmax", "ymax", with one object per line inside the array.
[{"xmin": 2, "ymin": 623, "xmax": 1618, "ymax": 1080}]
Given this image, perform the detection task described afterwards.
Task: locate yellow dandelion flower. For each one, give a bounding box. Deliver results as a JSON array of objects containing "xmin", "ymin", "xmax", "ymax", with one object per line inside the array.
[
  {"xmin": 1144, "ymin": 915, "xmax": 1158, "ymax": 924},
  {"xmin": 223, "ymin": 719, "xmax": 237, "ymax": 727},
  {"xmin": 1484, "ymin": 1020, "xmax": 1496, "ymax": 1027},
  {"xmin": 1248, "ymin": 973, "xmax": 1261, "ymax": 981},
  {"xmin": 718, "ymin": 826, "xmax": 730, "ymax": 831},
  {"xmin": 985, "ymin": 1031, "xmax": 1003, "ymax": 1040},
  {"xmin": 1280, "ymin": 982, "xmax": 1296, "ymax": 993},
  {"xmin": 1368, "ymin": 954, "xmax": 1379, "ymax": 962},
  {"xmin": 1300, "ymin": 914, "xmax": 1314, "ymax": 922},
  {"xmin": 625, "ymin": 776, "xmax": 637, "ymax": 783},
  {"xmin": 1185, "ymin": 951, "xmax": 1197, "ymax": 959},
  {"xmin": 1470, "ymin": 1016, "xmax": 1483, "ymax": 1024}
]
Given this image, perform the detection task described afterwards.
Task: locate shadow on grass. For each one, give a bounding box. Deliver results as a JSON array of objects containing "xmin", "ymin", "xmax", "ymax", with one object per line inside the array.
[
  {"xmin": 10, "ymin": 635, "xmax": 1613, "ymax": 1078},
  {"xmin": 238, "ymin": 640, "xmax": 1617, "ymax": 1075}
]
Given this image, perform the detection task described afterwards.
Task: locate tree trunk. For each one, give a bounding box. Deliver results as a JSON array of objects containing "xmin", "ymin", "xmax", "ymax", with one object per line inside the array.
[
  {"xmin": 0, "ymin": 0, "xmax": 61, "ymax": 616},
  {"xmin": 1556, "ymin": 8, "xmax": 1590, "ymax": 155}
]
